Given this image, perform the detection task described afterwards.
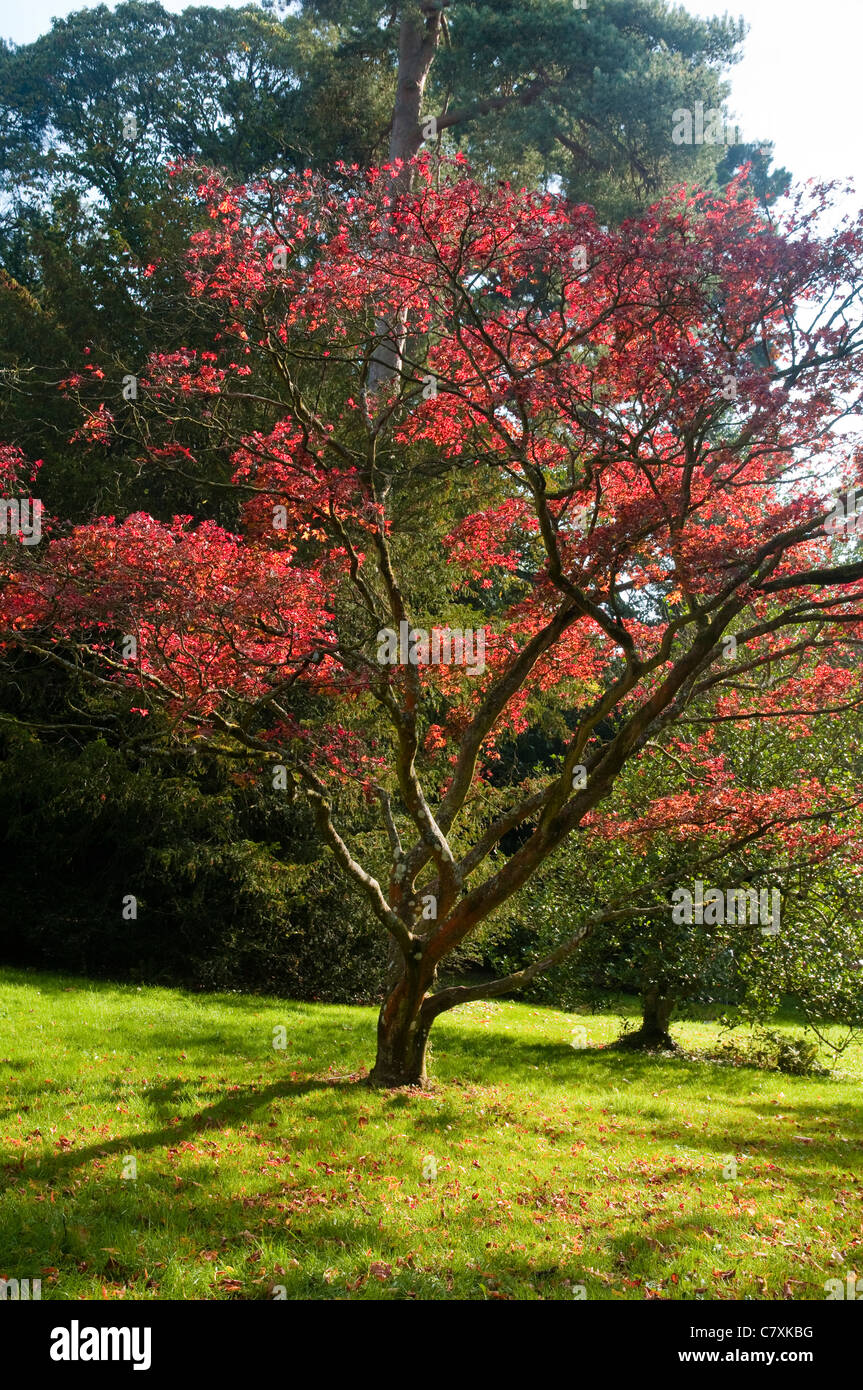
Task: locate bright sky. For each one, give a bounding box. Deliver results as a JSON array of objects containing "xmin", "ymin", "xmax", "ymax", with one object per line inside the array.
[
  {"xmin": 683, "ymin": 0, "xmax": 863, "ymax": 192},
  {"xmin": 3, "ymin": 0, "xmax": 862, "ymax": 196}
]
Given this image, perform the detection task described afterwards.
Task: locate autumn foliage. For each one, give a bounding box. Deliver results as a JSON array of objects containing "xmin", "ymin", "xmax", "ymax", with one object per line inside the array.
[{"xmin": 3, "ymin": 158, "xmax": 863, "ymax": 1083}]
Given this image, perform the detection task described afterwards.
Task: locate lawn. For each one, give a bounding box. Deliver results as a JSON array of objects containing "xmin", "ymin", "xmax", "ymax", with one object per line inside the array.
[{"xmin": 1, "ymin": 966, "xmax": 861, "ymax": 1300}]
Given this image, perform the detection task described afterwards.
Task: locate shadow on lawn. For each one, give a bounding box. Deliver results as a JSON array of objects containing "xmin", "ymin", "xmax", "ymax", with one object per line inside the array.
[
  {"xmin": 6, "ymin": 1062, "xmax": 854, "ymax": 1217},
  {"xmin": 432, "ymin": 1026, "xmax": 718, "ymax": 1085},
  {"xmin": 4, "ymin": 1176, "xmax": 831, "ymax": 1300},
  {"xmin": 596, "ymin": 1219, "xmax": 823, "ymax": 1301},
  {"xmin": 2, "ymin": 1096, "xmax": 857, "ymax": 1296},
  {"xmin": 0, "ymin": 1072, "xmax": 368, "ymax": 1190},
  {"xmin": 434, "ymin": 1021, "xmax": 862, "ymax": 1096}
]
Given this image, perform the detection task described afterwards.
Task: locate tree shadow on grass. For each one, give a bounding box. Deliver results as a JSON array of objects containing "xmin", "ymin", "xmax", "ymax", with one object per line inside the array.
[
  {"xmin": 2, "ymin": 1071, "xmax": 857, "ymax": 1298},
  {"xmin": 432, "ymin": 1022, "xmax": 863, "ymax": 1098},
  {"xmin": 0, "ymin": 1072, "xmax": 369, "ymax": 1192},
  {"xmin": 432, "ymin": 1027, "xmax": 711, "ymax": 1086}
]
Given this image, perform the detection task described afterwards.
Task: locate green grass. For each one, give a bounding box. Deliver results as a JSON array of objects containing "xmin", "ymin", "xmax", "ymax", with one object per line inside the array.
[{"xmin": 1, "ymin": 966, "xmax": 861, "ymax": 1300}]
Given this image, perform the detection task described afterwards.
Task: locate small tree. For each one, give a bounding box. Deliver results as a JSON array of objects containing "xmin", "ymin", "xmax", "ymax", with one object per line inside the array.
[
  {"xmin": 4, "ymin": 162, "xmax": 863, "ymax": 1086},
  {"xmin": 490, "ymin": 719, "xmax": 863, "ymax": 1052}
]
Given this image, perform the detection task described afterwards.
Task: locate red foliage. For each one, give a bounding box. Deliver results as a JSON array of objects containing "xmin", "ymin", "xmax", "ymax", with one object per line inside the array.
[{"xmin": 4, "ymin": 160, "xmax": 863, "ymax": 1011}]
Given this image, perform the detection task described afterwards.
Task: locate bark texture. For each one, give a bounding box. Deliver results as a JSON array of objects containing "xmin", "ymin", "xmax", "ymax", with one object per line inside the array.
[
  {"xmin": 368, "ymin": 968, "xmax": 432, "ymax": 1087},
  {"xmin": 614, "ymin": 984, "xmax": 676, "ymax": 1051},
  {"xmin": 368, "ymin": 4, "xmax": 444, "ymax": 389}
]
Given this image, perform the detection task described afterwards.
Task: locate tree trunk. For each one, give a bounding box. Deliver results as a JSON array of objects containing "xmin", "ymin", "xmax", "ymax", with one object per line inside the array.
[
  {"xmin": 368, "ymin": 969, "xmax": 432, "ymax": 1087},
  {"xmin": 389, "ymin": 6, "xmax": 441, "ymax": 170},
  {"xmin": 615, "ymin": 984, "xmax": 676, "ymax": 1051},
  {"xmin": 369, "ymin": 1010, "xmax": 431, "ymax": 1087},
  {"xmin": 368, "ymin": 5, "xmax": 444, "ymax": 390}
]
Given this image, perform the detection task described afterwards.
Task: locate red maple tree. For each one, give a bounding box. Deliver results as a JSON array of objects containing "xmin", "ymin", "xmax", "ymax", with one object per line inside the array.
[{"xmin": 4, "ymin": 160, "xmax": 863, "ymax": 1084}]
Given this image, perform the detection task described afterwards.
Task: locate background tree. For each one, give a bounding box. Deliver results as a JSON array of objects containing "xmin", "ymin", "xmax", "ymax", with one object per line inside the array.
[
  {"xmin": 0, "ymin": 1, "xmax": 783, "ymax": 565},
  {"xmin": 267, "ymin": 0, "xmax": 765, "ymax": 209},
  {"xmin": 491, "ymin": 685, "xmax": 863, "ymax": 1050}
]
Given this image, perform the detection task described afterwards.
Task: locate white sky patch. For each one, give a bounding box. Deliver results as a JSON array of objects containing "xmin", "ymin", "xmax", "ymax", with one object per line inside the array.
[
  {"xmin": 684, "ymin": 0, "xmax": 863, "ymax": 217},
  {"xmin": 3, "ymin": 0, "xmax": 253, "ymax": 44}
]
